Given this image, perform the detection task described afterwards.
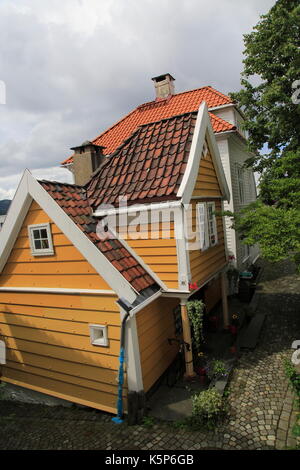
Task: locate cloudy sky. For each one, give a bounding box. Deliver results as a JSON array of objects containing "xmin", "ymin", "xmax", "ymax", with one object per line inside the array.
[{"xmin": 0, "ymin": 0, "xmax": 276, "ymax": 200}]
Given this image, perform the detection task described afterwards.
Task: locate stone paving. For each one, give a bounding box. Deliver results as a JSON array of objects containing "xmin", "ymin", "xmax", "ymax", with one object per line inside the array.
[{"xmin": 0, "ymin": 259, "xmax": 299, "ymax": 450}]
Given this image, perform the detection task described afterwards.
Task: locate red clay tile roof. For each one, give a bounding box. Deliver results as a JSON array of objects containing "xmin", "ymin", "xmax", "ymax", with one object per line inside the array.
[
  {"xmin": 87, "ymin": 112, "xmax": 197, "ymax": 209},
  {"xmin": 39, "ymin": 180, "xmax": 157, "ymax": 293},
  {"xmin": 62, "ymin": 86, "xmax": 234, "ymax": 165}
]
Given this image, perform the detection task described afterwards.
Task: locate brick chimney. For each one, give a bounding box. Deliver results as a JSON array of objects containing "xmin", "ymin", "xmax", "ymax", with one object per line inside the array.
[
  {"xmin": 151, "ymin": 73, "xmax": 175, "ymax": 99},
  {"xmin": 71, "ymin": 141, "xmax": 105, "ymax": 186}
]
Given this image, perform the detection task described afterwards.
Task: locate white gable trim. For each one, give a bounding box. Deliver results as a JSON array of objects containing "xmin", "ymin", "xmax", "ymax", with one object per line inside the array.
[
  {"xmin": 208, "ymin": 103, "xmax": 235, "ymax": 112},
  {"xmin": 93, "ymin": 200, "xmax": 182, "ymax": 218},
  {"xmin": 0, "ymin": 287, "xmax": 116, "ymax": 295},
  {"xmin": 174, "ymin": 206, "xmax": 190, "ymax": 290},
  {"xmin": 177, "ymin": 102, "xmax": 230, "ymax": 204},
  {"xmin": 0, "ymin": 171, "xmax": 33, "ymax": 274},
  {"xmin": 0, "ymin": 170, "xmax": 137, "ymax": 303},
  {"xmin": 122, "ymin": 309, "xmax": 144, "ymax": 392}
]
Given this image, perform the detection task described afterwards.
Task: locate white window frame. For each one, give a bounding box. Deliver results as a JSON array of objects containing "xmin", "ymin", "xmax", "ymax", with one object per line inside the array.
[
  {"xmin": 197, "ymin": 203, "xmax": 209, "ymax": 251},
  {"xmin": 197, "ymin": 202, "xmax": 218, "ymax": 252},
  {"xmin": 207, "ymin": 202, "xmax": 218, "ymax": 247},
  {"xmin": 28, "ymin": 223, "xmax": 54, "ymax": 256},
  {"xmin": 89, "ymin": 324, "xmax": 109, "ymax": 347}
]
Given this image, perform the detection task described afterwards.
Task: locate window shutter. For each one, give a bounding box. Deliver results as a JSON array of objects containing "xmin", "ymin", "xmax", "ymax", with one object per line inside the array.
[{"xmin": 197, "ymin": 203, "xmax": 208, "ymax": 251}]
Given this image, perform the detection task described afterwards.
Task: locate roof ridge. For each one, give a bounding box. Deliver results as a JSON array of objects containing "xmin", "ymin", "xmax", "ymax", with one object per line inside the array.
[
  {"xmin": 91, "ymin": 85, "xmax": 232, "ymax": 144},
  {"xmin": 61, "ymin": 84, "xmax": 234, "ymax": 166},
  {"xmin": 137, "ymin": 110, "xmax": 197, "ymax": 129},
  {"xmin": 38, "ymin": 179, "xmax": 85, "ymax": 189},
  {"xmin": 136, "ymin": 85, "xmax": 214, "ymax": 109},
  {"xmin": 205, "ymin": 86, "xmax": 233, "ymax": 103}
]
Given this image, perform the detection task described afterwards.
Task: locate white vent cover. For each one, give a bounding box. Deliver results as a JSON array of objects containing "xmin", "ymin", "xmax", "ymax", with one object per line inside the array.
[{"xmin": 0, "ymin": 340, "xmax": 6, "ymax": 364}]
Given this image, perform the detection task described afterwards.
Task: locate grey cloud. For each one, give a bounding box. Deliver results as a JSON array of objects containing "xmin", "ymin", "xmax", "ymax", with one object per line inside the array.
[{"xmin": 0, "ymin": 0, "xmax": 276, "ymax": 199}]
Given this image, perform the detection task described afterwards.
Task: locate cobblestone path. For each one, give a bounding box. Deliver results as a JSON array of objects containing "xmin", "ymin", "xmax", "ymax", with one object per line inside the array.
[{"xmin": 0, "ymin": 260, "xmax": 299, "ymax": 450}]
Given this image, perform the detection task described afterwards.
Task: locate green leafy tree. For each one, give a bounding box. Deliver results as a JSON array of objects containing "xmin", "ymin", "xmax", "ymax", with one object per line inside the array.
[{"xmin": 228, "ymin": 0, "xmax": 300, "ymax": 269}]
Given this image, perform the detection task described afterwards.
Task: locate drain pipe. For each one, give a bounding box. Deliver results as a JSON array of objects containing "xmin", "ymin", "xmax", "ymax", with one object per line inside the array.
[{"xmin": 112, "ymin": 298, "xmax": 134, "ymax": 424}]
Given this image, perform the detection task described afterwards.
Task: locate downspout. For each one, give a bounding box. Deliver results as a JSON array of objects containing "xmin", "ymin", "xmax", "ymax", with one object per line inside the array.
[{"xmin": 112, "ymin": 298, "xmax": 134, "ymax": 424}]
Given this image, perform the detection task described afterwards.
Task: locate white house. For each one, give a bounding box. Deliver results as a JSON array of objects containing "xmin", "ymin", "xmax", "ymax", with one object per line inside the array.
[{"xmin": 212, "ymin": 104, "xmax": 259, "ymax": 270}]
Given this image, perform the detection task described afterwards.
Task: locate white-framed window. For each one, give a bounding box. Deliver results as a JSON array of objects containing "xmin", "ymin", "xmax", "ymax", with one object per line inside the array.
[
  {"xmin": 89, "ymin": 324, "xmax": 109, "ymax": 347},
  {"xmin": 207, "ymin": 202, "xmax": 218, "ymax": 247},
  {"xmin": 237, "ymin": 164, "xmax": 245, "ymax": 204},
  {"xmin": 197, "ymin": 203, "xmax": 209, "ymax": 251},
  {"xmin": 28, "ymin": 223, "xmax": 54, "ymax": 256},
  {"xmin": 197, "ymin": 202, "xmax": 218, "ymax": 251}
]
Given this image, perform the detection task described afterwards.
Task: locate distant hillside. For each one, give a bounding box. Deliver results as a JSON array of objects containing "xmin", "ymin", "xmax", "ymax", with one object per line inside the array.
[{"xmin": 0, "ymin": 199, "xmax": 11, "ymax": 216}]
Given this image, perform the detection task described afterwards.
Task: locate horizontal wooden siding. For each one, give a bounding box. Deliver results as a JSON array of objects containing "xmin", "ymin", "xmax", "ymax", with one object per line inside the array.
[
  {"xmin": 0, "ymin": 291, "xmax": 124, "ymax": 413},
  {"xmin": 0, "ymin": 201, "xmax": 111, "ymax": 290}
]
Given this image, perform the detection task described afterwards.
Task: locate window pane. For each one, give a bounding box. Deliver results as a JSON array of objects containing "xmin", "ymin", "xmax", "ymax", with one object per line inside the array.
[
  {"xmin": 34, "ymin": 240, "xmax": 41, "ymax": 249},
  {"xmin": 40, "ymin": 229, "xmax": 48, "ymax": 238},
  {"xmin": 33, "ymin": 229, "xmax": 40, "ymax": 239},
  {"xmin": 41, "ymin": 239, "xmax": 49, "ymax": 249}
]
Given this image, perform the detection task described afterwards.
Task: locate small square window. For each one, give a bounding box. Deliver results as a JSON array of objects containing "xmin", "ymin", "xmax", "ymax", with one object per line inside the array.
[
  {"xmin": 28, "ymin": 223, "xmax": 54, "ymax": 256},
  {"xmin": 89, "ymin": 324, "xmax": 109, "ymax": 347}
]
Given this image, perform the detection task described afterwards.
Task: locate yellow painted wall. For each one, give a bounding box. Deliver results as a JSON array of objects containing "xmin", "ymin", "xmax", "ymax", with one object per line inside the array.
[
  {"xmin": 188, "ymin": 199, "xmax": 226, "ymax": 286},
  {"xmin": 192, "ymin": 143, "xmax": 223, "ymax": 198},
  {"xmin": 119, "ymin": 221, "xmax": 178, "ymax": 289},
  {"xmin": 136, "ymin": 297, "xmax": 180, "ymax": 393},
  {"xmin": 0, "ymin": 201, "xmax": 125, "ymax": 412},
  {"xmin": 0, "ymin": 291, "xmax": 124, "ymax": 413},
  {"xmin": 0, "ymin": 201, "xmax": 111, "ymax": 290}
]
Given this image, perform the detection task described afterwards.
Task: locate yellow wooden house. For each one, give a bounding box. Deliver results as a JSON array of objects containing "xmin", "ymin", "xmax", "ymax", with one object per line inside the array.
[{"xmin": 0, "ymin": 102, "xmax": 230, "ymax": 422}]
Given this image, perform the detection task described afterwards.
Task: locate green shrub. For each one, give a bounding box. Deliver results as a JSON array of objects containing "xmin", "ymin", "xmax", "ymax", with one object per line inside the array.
[
  {"xmin": 186, "ymin": 300, "xmax": 205, "ymax": 354},
  {"xmin": 191, "ymin": 388, "xmax": 225, "ymax": 429},
  {"xmin": 142, "ymin": 416, "xmax": 155, "ymax": 428},
  {"xmin": 283, "ymin": 358, "xmax": 300, "ymax": 433},
  {"xmin": 207, "ymin": 359, "xmax": 228, "ymax": 381}
]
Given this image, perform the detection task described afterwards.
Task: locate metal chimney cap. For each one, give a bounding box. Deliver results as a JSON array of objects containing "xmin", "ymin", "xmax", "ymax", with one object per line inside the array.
[
  {"xmin": 70, "ymin": 141, "xmax": 106, "ymax": 151},
  {"xmin": 151, "ymin": 73, "xmax": 175, "ymax": 82}
]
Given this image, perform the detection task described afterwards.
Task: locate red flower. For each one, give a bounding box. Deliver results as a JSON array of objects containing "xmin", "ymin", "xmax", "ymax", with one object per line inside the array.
[{"xmin": 188, "ymin": 282, "xmax": 198, "ymax": 290}]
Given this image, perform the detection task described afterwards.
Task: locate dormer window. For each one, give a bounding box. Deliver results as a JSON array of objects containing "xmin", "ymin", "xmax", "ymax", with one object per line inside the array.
[{"xmin": 28, "ymin": 223, "xmax": 54, "ymax": 256}]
